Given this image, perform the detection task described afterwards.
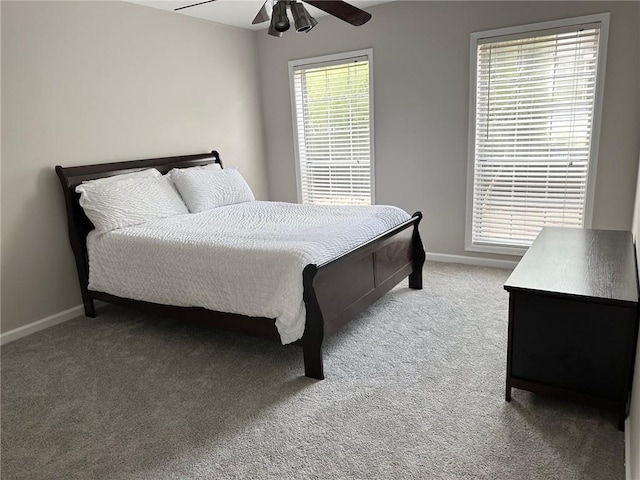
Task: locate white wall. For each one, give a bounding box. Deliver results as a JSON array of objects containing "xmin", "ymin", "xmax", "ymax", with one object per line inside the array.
[
  {"xmin": 255, "ymin": 1, "xmax": 640, "ymax": 262},
  {"xmin": 1, "ymin": 1, "xmax": 267, "ymax": 333}
]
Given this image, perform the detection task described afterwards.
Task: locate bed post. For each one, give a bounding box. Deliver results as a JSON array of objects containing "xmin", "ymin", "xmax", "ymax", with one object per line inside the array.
[
  {"xmin": 302, "ymin": 264, "xmax": 325, "ymax": 380},
  {"xmin": 78, "ymin": 271, "xmax": 96, "ymax": 318},
  {"xmin": 55, "ymin": 166, "xmax": 96, "ymax": 318},
  {"xmin": 408, "ymin": 212, "xmax": 425, "ymax": 290}
]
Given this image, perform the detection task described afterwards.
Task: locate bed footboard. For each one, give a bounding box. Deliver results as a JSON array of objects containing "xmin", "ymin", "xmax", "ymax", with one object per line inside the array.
[{"xmin": 301, "ymin": 212, "xmax": 425, "ymax": 379}]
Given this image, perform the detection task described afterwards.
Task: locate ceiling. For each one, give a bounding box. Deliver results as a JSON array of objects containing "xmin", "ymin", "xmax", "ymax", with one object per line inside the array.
[{"xmin": 128, "ymin": 0, "xmax": 392, "ymax": 31}]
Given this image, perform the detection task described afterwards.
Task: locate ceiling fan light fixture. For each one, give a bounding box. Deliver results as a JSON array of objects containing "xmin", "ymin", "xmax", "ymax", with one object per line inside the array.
[
  {"xmin": 268, "ymin": 22, "xmax": 283, "ymax": 37},
  {"xmin": 271, "ymin": 1, "xmax": 290, "ymax": 32},
  {"xmin": 291, "ymin": 2, "xmax": 317, "ymax": 33}
]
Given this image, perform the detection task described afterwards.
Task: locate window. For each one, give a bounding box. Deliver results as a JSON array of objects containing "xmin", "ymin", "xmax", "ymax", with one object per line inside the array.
[
  {"xmin": 289, "ymin": 49, "xmax": 374, "ymax": 205},
  {"xmin": 466, "ymin": 14, "xmax": 609, "ymax": 255}
]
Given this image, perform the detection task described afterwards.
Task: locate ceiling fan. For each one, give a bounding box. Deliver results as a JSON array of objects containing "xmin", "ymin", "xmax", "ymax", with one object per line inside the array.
[{"xmin": 174, "ymin": 0, "xmax": 372, "ymax": 37}]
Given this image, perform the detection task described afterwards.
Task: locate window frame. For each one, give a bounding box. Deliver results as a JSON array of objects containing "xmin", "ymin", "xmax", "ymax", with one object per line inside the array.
[
  {"xmin": 465, "ymin": 14, "xmax": 610, "ymax": 256},
  {"xmin": 288, "ymin": 48, "xmax": 375, "ymax": 205}
]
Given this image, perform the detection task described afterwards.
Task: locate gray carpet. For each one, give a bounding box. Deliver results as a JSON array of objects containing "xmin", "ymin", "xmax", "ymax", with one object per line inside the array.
[{"xmin": 1, "ymin": 262, "xmax": 625, "ymax": 480}]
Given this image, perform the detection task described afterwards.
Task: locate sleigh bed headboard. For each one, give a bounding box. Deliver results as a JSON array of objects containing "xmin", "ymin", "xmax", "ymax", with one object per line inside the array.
[{"xmin": 55, "ymin": 150, "xmax": 222, "ymax": 310}]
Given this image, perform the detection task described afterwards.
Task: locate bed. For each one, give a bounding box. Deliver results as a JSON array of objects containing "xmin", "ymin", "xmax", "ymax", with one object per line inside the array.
[{"xmin": 55, "ymin": 150, "xmax": 425, "ymax": 379}]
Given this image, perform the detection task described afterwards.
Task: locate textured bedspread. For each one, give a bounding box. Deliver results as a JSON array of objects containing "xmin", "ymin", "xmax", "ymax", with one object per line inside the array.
[{"xmin": 87, "ymin": 201, "xmax": 411, "ymax": 344}]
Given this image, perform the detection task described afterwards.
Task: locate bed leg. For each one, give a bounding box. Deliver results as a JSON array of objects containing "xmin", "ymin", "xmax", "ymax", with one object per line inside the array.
[
  {"xmin": 303, "ymin": 341, "xmax": 324, "ymax": 380},
  {"xmin": 409, "ymin": 269, "xmax": 423, "ymax": 290},
  {"xmin": 409, "ymin": 212, "xmax": 426, "ymax": 290},
  {"xmin": 82, "ymin": 295, "xmax": 96, "ymax": 318}
]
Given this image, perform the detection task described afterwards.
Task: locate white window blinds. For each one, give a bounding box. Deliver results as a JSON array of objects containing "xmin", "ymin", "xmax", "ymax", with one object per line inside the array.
[
  {"xmin": 291, "ymin": 54, "xmax": 373, "ymax": 205},
  {"xmin": 469, "ymin": 22, "xmax": 603, "ymax": 249}
]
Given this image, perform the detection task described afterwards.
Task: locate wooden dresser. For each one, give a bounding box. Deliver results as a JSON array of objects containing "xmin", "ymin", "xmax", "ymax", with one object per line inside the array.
[{"xmin": 504, "ymin": 227, "xmax": 639, "ymax": 429}]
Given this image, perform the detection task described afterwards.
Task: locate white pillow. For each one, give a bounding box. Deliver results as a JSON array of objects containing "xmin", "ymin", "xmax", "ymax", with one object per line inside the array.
[
  {"xmin": 82, "ymin": 168, "xmax": 161, "ymax": 185},
  {"xmin": 168, "ymin": 162, "xmax": 221, "ymax": 179},
  {"xmin": 76, "ymin": 175, "xmax": 188, "ymax": 232},
  {"xmin": 170, "ymin": 166, "xmax": 255, "ymax": 213}
]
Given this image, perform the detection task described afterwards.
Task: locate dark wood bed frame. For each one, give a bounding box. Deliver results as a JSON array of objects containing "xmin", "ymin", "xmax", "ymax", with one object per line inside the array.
[{"xmin": 55, "ymin": 151, "xmax": 425, "ymax": 379}]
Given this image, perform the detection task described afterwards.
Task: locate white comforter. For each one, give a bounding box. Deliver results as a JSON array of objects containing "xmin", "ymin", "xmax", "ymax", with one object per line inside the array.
[{"xmin": 87, "ymin": 201, "xmax": 411, "ymax": 344}]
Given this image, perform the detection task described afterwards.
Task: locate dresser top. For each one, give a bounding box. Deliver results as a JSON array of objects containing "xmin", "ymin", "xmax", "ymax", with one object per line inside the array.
[{"xmin": 504, "ymin": 227, "xmax": 638, "ymax": 305}]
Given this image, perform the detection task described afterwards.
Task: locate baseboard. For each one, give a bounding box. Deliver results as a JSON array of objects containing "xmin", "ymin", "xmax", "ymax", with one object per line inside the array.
[
  {"xmin": 626, "ymin": 417, "xmax": 631, "ymax": 480},
  {"xmin": 426, "ymin": 252, "xmax": 518, "ymax": 270},
  {"xmin": 0, "ymin": 304, "xmax": 84, "ymax": 345}
]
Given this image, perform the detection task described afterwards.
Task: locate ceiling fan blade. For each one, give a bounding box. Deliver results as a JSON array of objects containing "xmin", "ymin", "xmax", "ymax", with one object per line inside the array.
[
  {"xmin": 304, "ymin": 0, "xmax": 371, "ymax": 26},
  {"xmin": 252, "ymin": 1, "xmax": 271, "ymax": 24},
  {"xmin": 174, "ymin": 0, "xmax": 217, "ymax": 12}
]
